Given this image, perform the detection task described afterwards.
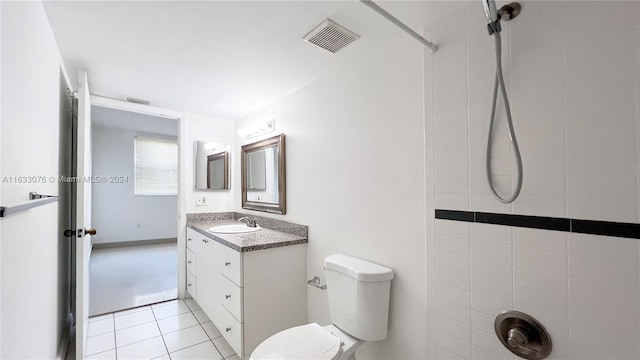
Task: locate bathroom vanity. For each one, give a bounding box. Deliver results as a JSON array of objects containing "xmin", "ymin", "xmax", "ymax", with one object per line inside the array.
[{"xmin": 185, "ymin": 214, "xmax": 307, "ymax": 358}]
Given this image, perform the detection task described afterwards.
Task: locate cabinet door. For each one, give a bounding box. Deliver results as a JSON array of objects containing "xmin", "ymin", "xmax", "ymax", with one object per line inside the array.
[
  {"xmin": 196, "ymin": 239, "xmax": 218, "ymax": 319},
  {"xmin": 186, "ymin": 271, "xmax": 197, "ymax": 300},
  {"xmin": 186, "ymin": 248, "xmax": 197, "ymax": 276}
]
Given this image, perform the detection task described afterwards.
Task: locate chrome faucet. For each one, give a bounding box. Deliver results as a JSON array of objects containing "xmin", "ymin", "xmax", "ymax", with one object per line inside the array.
[{"xmin": 238, "ymin": 216, "xmax": 258, "ymax": 228}]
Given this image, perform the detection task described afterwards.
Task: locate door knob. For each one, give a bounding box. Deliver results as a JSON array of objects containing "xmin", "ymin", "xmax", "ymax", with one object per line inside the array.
[{"xmin": 64, "ymin": 228, "xmax": 96, "ymax": 237}]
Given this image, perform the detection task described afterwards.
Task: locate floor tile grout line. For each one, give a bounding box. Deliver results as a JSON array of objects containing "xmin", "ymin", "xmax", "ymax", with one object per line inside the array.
[
  {"xmin": 160, "ymin": 302, "xmax": 215, "ymax": 355},
  {"xmin": 193, "ymin": 306, "xmax": 225, "ymax": 358},
  {"xmin": 114, "ymin": 318, "xmax": 158, "ymax": 332},
  {"xmin": 162, "ymin": 304, "xmax": 223, "ymax": 358},
  {"xmin": 150, "ymin": 303, "xmax": 172, "ymax": 358},
  {"xmin": 168, "ymin": 338, "xmax": 214, "ymax": 358},
  {"xmin": 154, "ymin": 309, "xmax": 193, "ymax": 322},
  {"xmin": 109, "ymin": 297, "xmax": 183, "ymax": 319},
  {"xmin": 112, "ymin": 305, "xmax": 151, "ymax": 317},
  {"xmin": 163, "ymin": 323, "xmax": 206, "ymax": 337},
  {"xmin": 189, "ymin": 305, "xmax": 225, "ymax": 358},
  {"xmin": 112, "ymin": 304, "xmax": 190, "ymax": 332},
  {"xmin": 113, "ymin": 322, "xmax": 172, "ymax": 349}
]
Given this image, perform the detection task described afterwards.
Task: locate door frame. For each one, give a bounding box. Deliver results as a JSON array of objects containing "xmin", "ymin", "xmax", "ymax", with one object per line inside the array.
[{"xmin": 90, "ymin": 95, "xmax": 189, "ymax": 300}]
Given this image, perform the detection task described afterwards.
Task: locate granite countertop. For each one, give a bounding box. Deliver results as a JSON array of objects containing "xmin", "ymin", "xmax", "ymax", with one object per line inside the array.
[{"xmin": 187, "ymin": 219, "xmax": 308, "ymax": 252}]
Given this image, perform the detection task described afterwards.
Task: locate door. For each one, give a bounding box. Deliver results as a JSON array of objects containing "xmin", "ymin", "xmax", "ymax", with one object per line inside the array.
[{"xmin": 75, "ymin": 71, "xmax": 94, "ymax": 358}]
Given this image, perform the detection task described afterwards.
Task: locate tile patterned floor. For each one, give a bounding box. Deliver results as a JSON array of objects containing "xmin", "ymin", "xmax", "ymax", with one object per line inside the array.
[
  {"xmin": 90, "ymin": 242, "xmax": 178, "ymax": 315},
  {"xmin": 85, "ymin": 299, "xmax": 239, "ymax": 360}
]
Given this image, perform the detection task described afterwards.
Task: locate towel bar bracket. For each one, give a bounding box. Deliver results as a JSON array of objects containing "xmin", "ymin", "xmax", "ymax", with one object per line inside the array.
[{"xmin": 29, "ymin": 192, "xmax": 57, "ymax": 200}]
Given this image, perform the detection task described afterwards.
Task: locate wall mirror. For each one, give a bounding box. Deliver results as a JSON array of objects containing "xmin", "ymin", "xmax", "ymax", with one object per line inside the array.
[
  {"xmin": 194, "ymin": 140, "xmax": 230, "ymax": 190},
  {"xmin": 241, "ymin": 134, "xmax": 286, "ymax": 214}
]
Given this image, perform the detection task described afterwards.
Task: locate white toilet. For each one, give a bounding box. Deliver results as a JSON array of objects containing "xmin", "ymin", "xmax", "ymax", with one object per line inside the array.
[{"xmin": 250, "ymin": 254, "xmax": 394, "ymax": 360}]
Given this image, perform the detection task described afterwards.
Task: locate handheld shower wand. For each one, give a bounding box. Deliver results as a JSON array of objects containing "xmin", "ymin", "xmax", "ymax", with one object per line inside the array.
[
  {"xmin": 482, "ymin": 0, "xmax": 501, "ymax": 33},
  {"xmin": 483, "ymin": 1, "xmax": 523, "ymax": 204}
]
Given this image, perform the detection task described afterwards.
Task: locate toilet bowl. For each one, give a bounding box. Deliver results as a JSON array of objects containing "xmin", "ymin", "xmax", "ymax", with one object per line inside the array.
[
  {"xmin": 250, "ymin": 254, "xmax": 394, "ymax": 360},
  {"xmin": 249, "ymin": 323, "xmax": 363, "ymax": 360}
]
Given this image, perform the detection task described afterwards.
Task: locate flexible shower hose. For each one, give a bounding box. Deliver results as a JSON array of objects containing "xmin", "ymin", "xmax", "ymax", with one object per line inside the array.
[{"xmin": 486, "ymin": 31, "xmax": 523, "ymax": 203}]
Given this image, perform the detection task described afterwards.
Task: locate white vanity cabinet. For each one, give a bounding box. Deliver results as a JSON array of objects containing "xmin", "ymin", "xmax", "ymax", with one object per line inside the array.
[{"xmin": 185, "ymin": 227, "xmax": 307, "ymax": 358}]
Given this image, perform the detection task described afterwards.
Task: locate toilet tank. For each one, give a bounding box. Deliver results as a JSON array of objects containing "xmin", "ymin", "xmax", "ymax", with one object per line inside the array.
[{"xmin": 324, "ymin": 254, "xmax": 394, "ymax": 341}]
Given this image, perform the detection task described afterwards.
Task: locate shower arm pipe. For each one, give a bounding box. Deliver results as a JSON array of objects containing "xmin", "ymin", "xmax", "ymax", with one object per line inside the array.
[{"xmin": 359, "ymin": 0, "xmax": 438, "ymax": 53}]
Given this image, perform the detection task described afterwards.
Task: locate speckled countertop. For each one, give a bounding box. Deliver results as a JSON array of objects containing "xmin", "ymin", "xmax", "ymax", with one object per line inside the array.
[{"xmin": 186, "ymin": 219, "xmax": 308, "ymax": 252}]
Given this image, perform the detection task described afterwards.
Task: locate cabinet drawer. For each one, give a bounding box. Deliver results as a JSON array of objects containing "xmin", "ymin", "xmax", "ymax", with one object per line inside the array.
[
  {"xmin": 186, "ymin": 271, "xmax": 197, "ymax": 300},
  {"xmin": 215, "ymin": 241, "xmax": 242, "ymax": 286},
  {"xmin": 217, "ymin": 304, "xmax": 243, "ymax": 357},
  {"xmin": 219, "ymin": 275, "xmax": 243, "ymax": 322},
  {"xmin": 186, "ymin": 228, "xmax": 199, "ymax": 251},
  {"xmin": 186, "ymin": 248, "xmax": 197, "ymax": 276}
]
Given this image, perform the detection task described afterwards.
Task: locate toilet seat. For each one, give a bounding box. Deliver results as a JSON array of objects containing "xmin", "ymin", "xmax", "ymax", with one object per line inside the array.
[{"xmin": 250, "ymin": 323, "xmax": 342, "ymax": 360}]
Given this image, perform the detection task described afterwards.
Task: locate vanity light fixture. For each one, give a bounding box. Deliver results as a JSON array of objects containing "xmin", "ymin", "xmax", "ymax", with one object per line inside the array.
[
  {"xmin": 238, "ymin": 119, "xmax": 276, "ymax": 140},
  {"xmin": 204, "ymin": 143, "xmax": 228, "ymax": 153}
]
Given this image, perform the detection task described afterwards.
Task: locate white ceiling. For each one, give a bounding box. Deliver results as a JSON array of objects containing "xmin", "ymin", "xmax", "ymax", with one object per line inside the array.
[{"xmin": 43, "ymin": 1, "xmax": 428, "ymax": 120}]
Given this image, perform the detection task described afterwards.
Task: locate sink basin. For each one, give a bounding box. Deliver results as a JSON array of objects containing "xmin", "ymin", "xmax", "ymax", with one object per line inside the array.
[{"xmin": 208, "ymin": 224, "xmax": 262, "ymax": 234}]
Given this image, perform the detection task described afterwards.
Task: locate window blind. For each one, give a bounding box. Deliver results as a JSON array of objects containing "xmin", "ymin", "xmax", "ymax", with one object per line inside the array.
[{"xmin": 134, "ymin": 136, "xmax": 178, "ymax": 196}]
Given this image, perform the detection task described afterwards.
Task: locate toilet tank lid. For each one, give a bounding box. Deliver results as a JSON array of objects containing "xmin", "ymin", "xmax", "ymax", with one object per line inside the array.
[{"xmin": 324, "ymin": 254, "xmax": 394, "ymax": 282}]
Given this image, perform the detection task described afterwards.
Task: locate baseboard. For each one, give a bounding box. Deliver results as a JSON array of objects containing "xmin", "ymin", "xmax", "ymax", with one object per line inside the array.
[{"xmin": 92, "ymin": 237, "xmax": 177, "ymax": 249}]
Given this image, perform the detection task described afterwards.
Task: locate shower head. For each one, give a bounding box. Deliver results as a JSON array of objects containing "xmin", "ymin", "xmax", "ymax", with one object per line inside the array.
[
  {"xmin": 482, "ymin": 0, "xmax": 499, "ymax": 23},
  {"xmin": 482, "ymin": 0, "xmax": 502, "ymax": 34}
]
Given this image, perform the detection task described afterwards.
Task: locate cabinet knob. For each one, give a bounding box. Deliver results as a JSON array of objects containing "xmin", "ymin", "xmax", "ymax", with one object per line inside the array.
[
  {"xmin": 188, "ymin": 238, "xmax": 192, "ymax": 241},
  {"xmin": 202, "ymin": 239, "xmax": 209, "ymax": 244},
  {"xmin": 225, "ymin": 294, "xmax": 231, "ymax": 299},
  {"xmin": 188, "ymin": 283, "xmax": 192, "ymax": 287},
  {"xmin": 188, "ymin": 261, "xmax": 192, "ymax": 264},
  {"xmin": 225, "ymin": 261, "xmax": 231, "ymax": 266},
  {"xmin": 225, "ymin": 327, "xmax": 231, "ymax": 333}
]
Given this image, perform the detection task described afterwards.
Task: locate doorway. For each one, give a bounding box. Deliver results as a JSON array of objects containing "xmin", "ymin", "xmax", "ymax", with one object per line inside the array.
[{"xmin": 88, "ymin": 105, "xmax": 180, "ymax": 315}]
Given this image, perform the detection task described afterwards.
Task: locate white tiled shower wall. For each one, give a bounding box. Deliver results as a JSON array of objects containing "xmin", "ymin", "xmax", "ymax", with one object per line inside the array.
[{"xmin": 424, "ymin": 1, "xmax": 640, "ymax": 359}]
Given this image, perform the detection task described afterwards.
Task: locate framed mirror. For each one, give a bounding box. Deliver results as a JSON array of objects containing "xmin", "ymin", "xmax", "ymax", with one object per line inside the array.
[
  {"xmin": 194, "ymin": 141, "xmax": 230, "ymax": 190},
  {"xmin": 241, "ymin": 134, "xmax": 286, "ymax": 214}
]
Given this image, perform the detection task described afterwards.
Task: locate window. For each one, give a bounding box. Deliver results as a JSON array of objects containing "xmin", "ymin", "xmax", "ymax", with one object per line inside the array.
[{"xmin": 134, "ymin": 136, "xmax": 178, "ymax": 195}]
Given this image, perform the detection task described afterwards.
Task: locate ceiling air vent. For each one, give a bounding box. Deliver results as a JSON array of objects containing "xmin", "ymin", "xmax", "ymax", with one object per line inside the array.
[{"xmin": 303, "ymin": 19, "xmax": 360, "ymax": 53}]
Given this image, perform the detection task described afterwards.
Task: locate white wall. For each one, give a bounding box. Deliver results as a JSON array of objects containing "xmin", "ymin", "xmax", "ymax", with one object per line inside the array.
[
  {"xmin": 234, "ymin": 23, "xmax": 427, "ymax": 359},
  {"xmin": 425, "ymin": 2, "xmax": 640, "ymax": 359},
  {"xmin": 1, "ymin": 1, "xmax": 68, "ymax": 357},
  {"xmin": 91, "ymin": 107, "xmax": 178, "ymax": 244},
  {"xmin": 184, "ymin": 113, "xmax": 235, "ymax": 214}
]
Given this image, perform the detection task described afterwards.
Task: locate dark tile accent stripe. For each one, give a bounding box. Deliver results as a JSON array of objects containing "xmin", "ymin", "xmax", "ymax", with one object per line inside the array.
[
  {"xmin": 475, "ymin": 212, "xmax": 570, "ymax": 232},
  {"xmin": 571, "ymin": 219, "xmax": 640, "ymax": 239},
  {"xmin": 435, "ymin": 209, "xmax": 475, "ymax": 222},
  {"xmin": 435, "ymin": 209, "xmax": 640, "ymax": 239}
]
